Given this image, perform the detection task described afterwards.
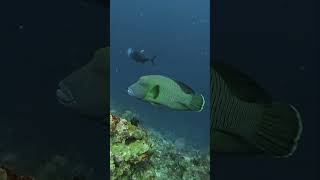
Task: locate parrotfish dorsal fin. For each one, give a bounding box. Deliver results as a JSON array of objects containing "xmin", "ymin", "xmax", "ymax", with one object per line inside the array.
[
  {"xmin": 172, "ymin": 79, "xmax": 195, "ymax": 95},
  {"xmin": 213, "ymin": 61, "xmax": 272, "ymax": 104}
]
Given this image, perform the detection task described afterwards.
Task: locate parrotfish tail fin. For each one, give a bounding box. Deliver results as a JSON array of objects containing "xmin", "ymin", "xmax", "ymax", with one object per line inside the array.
[
  {"xmin": 254, "ymin": 103, "xmax": 303, "ymax": 157},
  {"xmin": 150, "ymin": 56, "xmax": 157, "ymax": 66},
  {"xmin": 189, "ymin": 94, "xmax": 205, "ymax": 112}
]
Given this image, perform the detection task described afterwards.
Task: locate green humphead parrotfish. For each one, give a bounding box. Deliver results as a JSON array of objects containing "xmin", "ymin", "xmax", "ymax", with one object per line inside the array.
[{"xmin": 127, "ymin": 75, "xmax": 205, "ymax": 112}]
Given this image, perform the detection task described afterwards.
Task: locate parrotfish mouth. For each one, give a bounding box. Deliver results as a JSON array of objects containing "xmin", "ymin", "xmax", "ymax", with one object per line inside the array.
[
  {"xmin": 127, "ymin": 88, "xmax": 135, "ymax": 96},
  {"xmin": 56, "ymin": 81, "xmax": 77, "ymax": 106}
]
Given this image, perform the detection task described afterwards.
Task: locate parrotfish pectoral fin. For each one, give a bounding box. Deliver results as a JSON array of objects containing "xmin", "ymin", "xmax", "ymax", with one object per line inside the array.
[{"xmin": 149, "ymin": 85, "xmax": 160, "ymax": 99}]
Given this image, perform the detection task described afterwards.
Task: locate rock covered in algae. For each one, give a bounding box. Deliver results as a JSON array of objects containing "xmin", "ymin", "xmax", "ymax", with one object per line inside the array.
[
  {"xmin": 110, "ymin": 113, "xmax": 210, "ymax": 180},
  {"xmin": 110, "ymin": 114, "xmax": 154, "ymax": 180}
]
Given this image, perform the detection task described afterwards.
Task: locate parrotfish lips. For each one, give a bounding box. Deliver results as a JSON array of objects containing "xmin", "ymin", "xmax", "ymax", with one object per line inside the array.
[
  {"xmin": 127, "ymin": 88, "xmax": 135, "ymax": 96},
  {"xmin": 56, "ymin": 81, "xmax": 77, "ymax": 106}
]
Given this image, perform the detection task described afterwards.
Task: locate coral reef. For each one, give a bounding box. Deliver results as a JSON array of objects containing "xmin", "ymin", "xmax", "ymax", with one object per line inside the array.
[
  {"xmin": 148, "ymin": 130, "xmax": 210, "ymax": 180},
  {"xmin": 110, "ymin": 114, "xmax": 154, "ymax": 179},
  {"xmin": 110, "ymin": 113, "xmax": 210, "ymax": 180}
]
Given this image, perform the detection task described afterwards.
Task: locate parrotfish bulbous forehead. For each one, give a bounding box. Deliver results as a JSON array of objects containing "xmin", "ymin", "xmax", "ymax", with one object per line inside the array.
[{"xmin": 56, "ymin": 47, "xmax": 109, "ymax": 118}]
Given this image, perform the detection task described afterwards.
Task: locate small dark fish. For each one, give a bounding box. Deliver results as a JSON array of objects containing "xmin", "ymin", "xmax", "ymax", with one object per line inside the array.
[
  {"xmin": 128, "ymin": 75, "xmax": 205, "ymax": 112},
  {"xmin": 127, "ymin": 48, "xmax": 157, "ymax": 65},
  {"xmin": 56, "ymin": 47, "xmax": 109, "ymax": 119}
]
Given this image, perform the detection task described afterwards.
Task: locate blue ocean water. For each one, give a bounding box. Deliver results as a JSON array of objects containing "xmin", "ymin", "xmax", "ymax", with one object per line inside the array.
[{"xmin": 110, "ymin": 0, "xmax": 210, "ymax": 150}]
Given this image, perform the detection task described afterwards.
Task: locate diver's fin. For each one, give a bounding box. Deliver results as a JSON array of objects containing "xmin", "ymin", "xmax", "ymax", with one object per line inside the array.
[
  {"xmin": 252, "ymin": 103, "xmax": 303, "ymax": 157},
  {"xmin": 189, "ymin": 94, "xmax": 205, "ymax": 112},
  {"xmin": 150, "ymin": 56, "xmax": 157, "ymax": 66}
]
